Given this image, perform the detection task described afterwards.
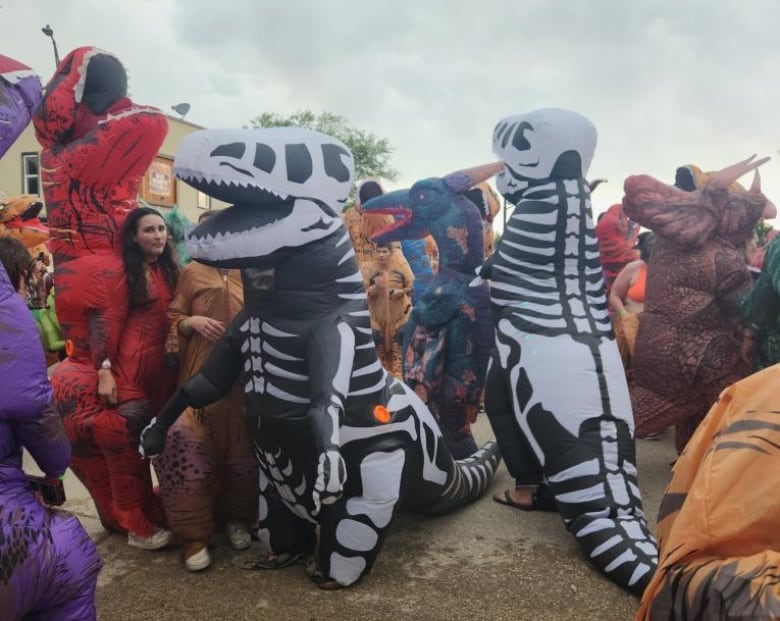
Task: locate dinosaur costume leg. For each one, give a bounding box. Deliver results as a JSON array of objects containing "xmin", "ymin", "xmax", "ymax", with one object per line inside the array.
[
  {"xmin": 94, "ymin": 402, "xmax": 165, "ymax": 537},
  {"xmin": 483, "ymin": 356, "xmax": 543, "ymax": 486},
  {"xmin": 52, "ymin": 360, "xmax": 124, "ymax": 533},
  {"xmin": 255, "ymin": 469, "xmax": 316, "ymax": 558},
  {"xmin": 156, "ymin": 408, "xmax": 216, "ymax": 545},
  {"xmin": 213, "ymin": 405, "xmax": 258, "ymax": 529}
]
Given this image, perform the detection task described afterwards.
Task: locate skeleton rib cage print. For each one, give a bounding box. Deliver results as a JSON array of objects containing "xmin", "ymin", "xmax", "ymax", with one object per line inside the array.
[{"xmin": 490, "ymin": 178, "xmax": 611, "ymax": 341}]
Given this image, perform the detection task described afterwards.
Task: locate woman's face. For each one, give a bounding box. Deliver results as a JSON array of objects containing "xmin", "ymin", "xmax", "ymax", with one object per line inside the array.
[{"xmin": 134, "ymin": 214, "xmax": 168, "ymax": 262}]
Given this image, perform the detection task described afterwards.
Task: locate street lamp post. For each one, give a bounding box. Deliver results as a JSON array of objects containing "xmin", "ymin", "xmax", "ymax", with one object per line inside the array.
[{"xmin": 41, "ymin": 24, "xmax": 60, "ymax": 68}]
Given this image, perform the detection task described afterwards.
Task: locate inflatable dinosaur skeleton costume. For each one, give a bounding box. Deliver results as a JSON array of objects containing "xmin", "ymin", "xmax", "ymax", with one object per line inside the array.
[
  {"xmin": 141, "ymin": 127, "xmax": 500, "ymax": 588},
  {"xmin": 484, "ymin": 108, "xmax": 657, "ymax": 595}
]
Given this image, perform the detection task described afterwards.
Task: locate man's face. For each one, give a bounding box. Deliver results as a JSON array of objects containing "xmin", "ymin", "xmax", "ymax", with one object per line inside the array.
[{"xmin": 375, "ymin": 246, "xmax": 391, "ymax": 262}]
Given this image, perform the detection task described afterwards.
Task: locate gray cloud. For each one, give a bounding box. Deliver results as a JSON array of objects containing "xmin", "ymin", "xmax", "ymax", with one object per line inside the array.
[{"xmin": 3, "ymin": 0, "xmax": 779, "ymax": 212}]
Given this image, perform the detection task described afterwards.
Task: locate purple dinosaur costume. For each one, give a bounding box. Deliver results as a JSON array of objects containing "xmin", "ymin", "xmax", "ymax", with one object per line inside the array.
[
  {"xmin": 0, "ymin": 55, "xmax": 41, "ymax": 159},
  {"xmin": 0, "ymin": 54, "xmax": 101, "ymax": 621},
  {"xmin": 0, "ymin": 263, "xmax": 102, "ymax": 620}
]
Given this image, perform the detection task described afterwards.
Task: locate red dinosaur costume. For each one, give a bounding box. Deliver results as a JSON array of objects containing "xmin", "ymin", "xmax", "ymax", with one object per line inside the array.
[
  {"xmin": 33, "ymin": 47, "xmax": 169, "ymax": 535},
  {"xmin": 622, "ymin": 156, "xmax": 775, "ymax": 452},
  {"xmin": 594, "ymin": 203, "xmax": 639, "ymax": 296}
]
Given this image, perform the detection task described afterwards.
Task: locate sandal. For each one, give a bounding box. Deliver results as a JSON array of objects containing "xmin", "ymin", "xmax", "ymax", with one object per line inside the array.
[
  {"xmin": 243, "ymin": 551, "xmax": 305, "ymax": 570},
  {"xmin": 492, "ymin": 484, "xmax": 557, "ymax": 512},
  {"xmin": 305, "ymin": 557, "xmax": 345, "ymax": 590}
]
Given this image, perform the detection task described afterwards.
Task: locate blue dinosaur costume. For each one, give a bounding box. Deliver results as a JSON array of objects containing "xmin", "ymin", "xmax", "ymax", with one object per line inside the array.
[
  {"xmin": 140, "ymin": 127, "xmax": 500, "ymax": 588},
  {"xmin": 361, "ymin": 163, "xmax": 502, "ymax": 459},
  {"xmin": 484, "ymin": 108, "xmax": 657, "ymax": 595}
]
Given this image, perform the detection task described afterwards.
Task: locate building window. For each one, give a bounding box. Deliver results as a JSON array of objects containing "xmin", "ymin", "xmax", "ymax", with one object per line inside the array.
[
  {"xmin": 22, "ymin": 153, "xmax": 40, "ymax": 195},
  {"xmin": 196, "ymin": 191, "xmax": 211, "ymax": 210}
]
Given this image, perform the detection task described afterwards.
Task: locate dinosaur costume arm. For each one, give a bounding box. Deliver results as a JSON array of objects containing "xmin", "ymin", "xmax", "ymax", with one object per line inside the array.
[
  {"xmin": 714, "ymin": 248, "xmax": 755, "ymax": 318},
  {"xmin": 306, "ymin": 319, "xmax": 354, "ymax": 512},
  {"xmin": 34, "ymin": 46, "xmax": 168, "ymax": 196},
  {"xmin": 140, "ymin": 326, "xmax": 243, "ymax": 457}
]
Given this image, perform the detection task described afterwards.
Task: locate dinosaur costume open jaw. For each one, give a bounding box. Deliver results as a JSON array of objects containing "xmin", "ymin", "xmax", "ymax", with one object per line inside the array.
[
  {"xmin": 176, "ymin": 128, "xmax": 354, "ymax": 267},
  {"xmin": 363, "ymin": 163, "xmax": 504, "ymax": 247}
]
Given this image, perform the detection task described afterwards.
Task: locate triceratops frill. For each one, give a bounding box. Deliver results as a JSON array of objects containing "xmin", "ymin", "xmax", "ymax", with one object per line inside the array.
[{"xmin": 141, "ymin": 127, "xmax": 500, "ymax": 588}]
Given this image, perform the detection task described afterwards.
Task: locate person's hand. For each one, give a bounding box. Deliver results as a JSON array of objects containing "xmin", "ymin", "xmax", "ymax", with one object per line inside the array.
[
  {"xmin": 97, "ymin": 369, "xmax": 118, "ymax": 406},
  {"xmin": 187, "ymin": 315, "xmax": 225, "ymax": 342},
  {"xmin": 139, "ymin": 417, "xmax": 167, "ymax": 458},
  {"xmin": 372, "ymin": 274, "xmax": 387, "ymax": 290}
]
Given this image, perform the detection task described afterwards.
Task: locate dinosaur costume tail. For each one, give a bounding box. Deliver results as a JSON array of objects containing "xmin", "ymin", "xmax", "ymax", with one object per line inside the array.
[{"xmin": 425, "ymin": 441, "xmax": 501, "ymax": 515}]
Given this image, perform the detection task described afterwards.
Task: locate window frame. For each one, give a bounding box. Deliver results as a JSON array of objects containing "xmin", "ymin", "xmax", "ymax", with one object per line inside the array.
[{"xmin": 21, "ymin": 152, "xmax": 41, "ymax": 196}]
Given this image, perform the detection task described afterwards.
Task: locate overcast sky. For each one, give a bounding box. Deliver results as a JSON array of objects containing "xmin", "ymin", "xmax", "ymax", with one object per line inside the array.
[{"xmin": 5, "ymin": 0, "xmax": 780, "ymax": 219}]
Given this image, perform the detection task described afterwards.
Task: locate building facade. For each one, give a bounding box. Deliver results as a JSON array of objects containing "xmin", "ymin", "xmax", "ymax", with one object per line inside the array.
[{"xmin": 0, "ymin": 115, "xmax": 226, "ymax": 222}]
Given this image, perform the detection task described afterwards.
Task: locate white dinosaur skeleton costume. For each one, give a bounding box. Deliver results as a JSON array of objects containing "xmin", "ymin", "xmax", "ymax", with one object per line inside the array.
[
  {"xmin": 141, "ymin": 127, "xmax": 500, "ymax": 587},
  {"xmin": 484, "ymin": 108, "xmax": 658, "ymax": 595}
]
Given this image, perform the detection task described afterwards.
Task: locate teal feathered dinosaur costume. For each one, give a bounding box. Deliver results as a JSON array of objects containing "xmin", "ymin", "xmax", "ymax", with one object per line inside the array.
[{"xmin": 361, "ymin": 163, "xmax": 502, "ymax": 458}]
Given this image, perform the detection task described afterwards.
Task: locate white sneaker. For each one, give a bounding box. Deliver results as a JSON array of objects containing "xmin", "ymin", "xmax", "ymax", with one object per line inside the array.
[
  {"xmin": 184, "ymin": 546, "xmax": 211, "ymax": 572},
  {"xmin": 127, "ymin": 527, "xmax": 172, "ymax": 551},
  {"xmin": 226, "ymin": 521, "xmax": 252, "ymax": 551}
]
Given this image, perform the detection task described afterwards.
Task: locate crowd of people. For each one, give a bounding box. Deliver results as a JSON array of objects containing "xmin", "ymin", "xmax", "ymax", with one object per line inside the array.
[{"xmin": 2, "ymin": 44, "xmax": 780, "ymax": 620}]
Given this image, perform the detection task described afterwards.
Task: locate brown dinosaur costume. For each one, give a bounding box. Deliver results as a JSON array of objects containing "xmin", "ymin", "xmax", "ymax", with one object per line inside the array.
[
  {"xmin": 622, "ymin": 156, "xmax": 775, "ymax": 452},
  {"xmin": 343, "ymin": 180, "xmax": 414, "ymax": 378}
]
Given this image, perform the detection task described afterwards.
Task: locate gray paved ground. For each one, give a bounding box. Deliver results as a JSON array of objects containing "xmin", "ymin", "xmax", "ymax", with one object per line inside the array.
[{"xmin": 27, "ymin": 419, "xmax": 676, "ymax": 621}]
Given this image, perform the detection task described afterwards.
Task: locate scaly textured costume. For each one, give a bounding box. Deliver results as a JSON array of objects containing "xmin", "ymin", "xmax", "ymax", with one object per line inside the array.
[
  {"xmin": 637, "ymin": 365, "xmax": 780, "ymax": 620},
  {"xmin": 361, "ymin": 163, "xmax": 500, "ymax": 459},
  {"xmin": 0, "ymin": 254, "xmax": 101, "ymax": 619},
  {"xmin": 141, "ymin": 127, "xmax": 500, "ymax": 588},
  {"xmin": 623, "ymin": 161, "xmax": 770, "ymax": 450},
  {"xmin": 484, "ymin": 108, "xmax": 657, "ymax": 595}
]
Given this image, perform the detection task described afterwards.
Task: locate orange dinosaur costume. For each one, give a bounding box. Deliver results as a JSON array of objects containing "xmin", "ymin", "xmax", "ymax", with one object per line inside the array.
[{"xmin": 637, "ymin": 364, "xmax": 780, "ymax": 619}]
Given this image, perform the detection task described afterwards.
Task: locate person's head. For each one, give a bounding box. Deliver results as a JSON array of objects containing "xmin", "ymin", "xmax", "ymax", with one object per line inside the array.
[
  {"xmin": 122, "ymin": 207, "xmax": 169, "ymax": 263},
  {"xmin": 121, "ymin": 207, "xmax": 179, "ymax": 307},
  {"xmin": 374, "ymin": 243, "xmax": 392, "ymax": 264},
  {"xmin": 635, "ymin": 231, "xmax": 656, "ymax": 262},
  {"xmin": 0, "ymin": 236, "xmax": 32, "ymax": 296}
]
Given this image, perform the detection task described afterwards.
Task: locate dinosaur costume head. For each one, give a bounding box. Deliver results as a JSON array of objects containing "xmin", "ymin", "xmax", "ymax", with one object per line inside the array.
[
  {"xmin": 0, "ymin": 55, "xmax": 41, "ymax": 159},
  {"xmin": 492, "ymin": 108, "xmax": 597, "ymax": 201},
  {"xmin": 178, "ymin": 127, "xmax": 354, "ymax": 268},
  {"xmin": 360, "ymin": 162, "xmax": 502, "ymax": 246},
  {"xmin": 624, "ymin": 156, "xmax": 775, "ymax": 248},
  {"xmin": 0, "ymin": 195, "xmax": 49, "ymax": 249}
]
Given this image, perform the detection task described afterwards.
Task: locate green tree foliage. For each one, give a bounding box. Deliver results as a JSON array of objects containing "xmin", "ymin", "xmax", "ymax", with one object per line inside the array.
[
  {"xmin": 248, "ymin": 111, "xmax": 399, "ymax": 183},
  {"xmin": 755, "ymin": 219, "xmax": 775, "ymax": 247}
]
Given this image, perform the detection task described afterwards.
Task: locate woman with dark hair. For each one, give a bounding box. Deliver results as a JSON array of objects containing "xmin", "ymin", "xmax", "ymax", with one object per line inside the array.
[
  {"xmin": 53, "ymin": 206, "xmax": 179, "ymax": 550},
  {"xmin": 0, "ymin": 236, "xmax": 33, "ymax": 296}
]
